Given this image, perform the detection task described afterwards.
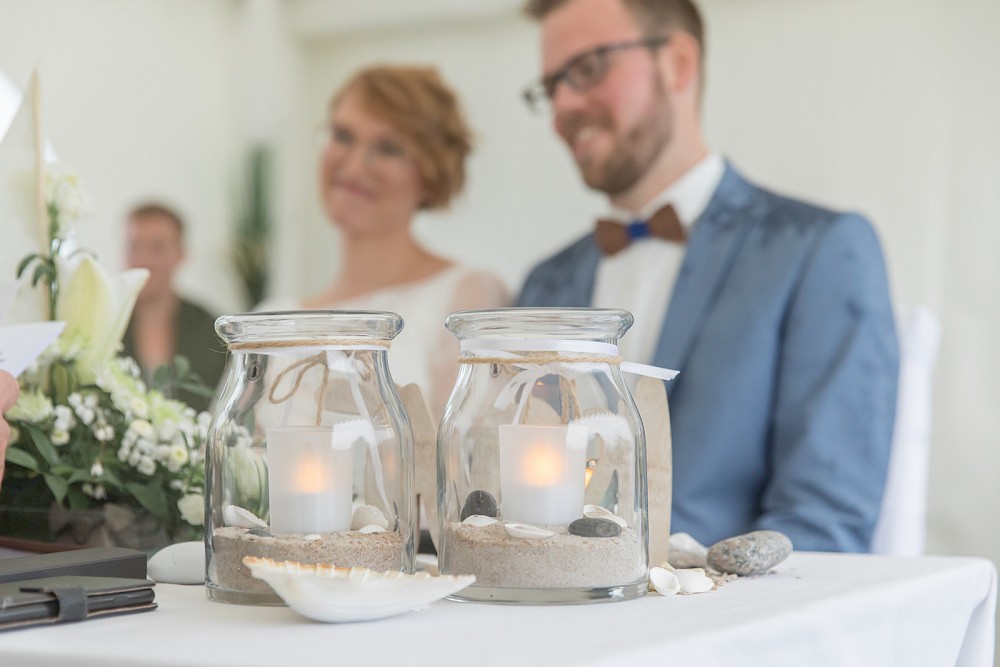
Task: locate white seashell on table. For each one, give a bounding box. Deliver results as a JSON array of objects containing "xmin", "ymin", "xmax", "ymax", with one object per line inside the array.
[
  {"xmin": 223, "ymin": 504, "xmax": 267, "ymax": 529},
  {"xmin": 674, "ymin": 568, "xmax": 714, "ymax": 594},
  {"xmin": 242, "ymin": 557, "xmax": 476, "ymax": 623},
  {"xmin": 504, "ymin": 522, "xmax": 555, "ymax": 539},
  {"xmin": 648, "ymin": 567, "xmax": 680, "ymax": 596}
]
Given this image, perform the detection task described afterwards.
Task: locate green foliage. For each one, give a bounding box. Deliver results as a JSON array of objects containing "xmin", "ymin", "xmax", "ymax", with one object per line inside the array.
[{"xmin": 231, "ymin": 145, "xmax": 272, "ymax": 309}]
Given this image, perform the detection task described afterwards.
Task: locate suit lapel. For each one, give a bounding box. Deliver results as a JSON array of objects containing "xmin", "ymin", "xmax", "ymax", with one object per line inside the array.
[{"xmin": 653, "ymin": 164, "xmax": 756, "ymax": 389}]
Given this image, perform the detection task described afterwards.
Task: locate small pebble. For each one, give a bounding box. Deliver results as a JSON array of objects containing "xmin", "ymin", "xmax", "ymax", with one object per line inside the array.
[
  {"xmin": 461, "ymin": 490, "xmax": 497, "ymax": 520},
  {"xmin": 247, "ymin": 527, "xmax": 272, "ymax": 538},
  {"xmin": 568, "ymin": 517, "xmax": 622, "ymax": 538},
  {"xmin": 706, "ymin": 530, "xmax": 792, "ymax": 575}
]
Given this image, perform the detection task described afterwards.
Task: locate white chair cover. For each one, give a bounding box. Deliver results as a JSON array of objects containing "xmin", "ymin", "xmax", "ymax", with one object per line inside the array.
[{"xmin": 871, "ymin": 305, "xmax": 940, "ymax": 555}]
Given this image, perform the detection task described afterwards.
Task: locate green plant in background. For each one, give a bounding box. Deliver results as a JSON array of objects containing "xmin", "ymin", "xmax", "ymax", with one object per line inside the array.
[{"xmin": 231, "ymin": 145, "xmax": 272, "ymax": 309}]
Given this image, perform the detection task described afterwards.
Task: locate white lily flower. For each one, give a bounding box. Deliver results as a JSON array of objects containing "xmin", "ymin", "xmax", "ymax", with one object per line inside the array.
[{"xmin": 54, "ymin": 253, "xmax": 148, "ymax": 384}]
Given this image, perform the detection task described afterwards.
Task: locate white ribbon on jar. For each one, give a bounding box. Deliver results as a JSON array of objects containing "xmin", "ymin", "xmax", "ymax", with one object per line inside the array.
[{"xmin": 458, "ymin": 339, "xmax": 678, "ymax": 424}]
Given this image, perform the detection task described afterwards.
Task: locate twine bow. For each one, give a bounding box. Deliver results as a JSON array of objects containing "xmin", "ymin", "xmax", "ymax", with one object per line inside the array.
[{"xmin": 268, "ymin": 353, "xmax": 329, "ymax": 426}]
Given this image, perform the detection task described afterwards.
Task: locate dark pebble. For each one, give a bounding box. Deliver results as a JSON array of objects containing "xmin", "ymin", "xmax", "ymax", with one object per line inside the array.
[
  {"xmin": 461, "ymin": 490, "xmax": 498, "ymax": 520},
  {"xmin": 706, "ymin": 530, "xmax": 793, "ymax": 575},
  {"xmin": 568, "ymin": 517, "xmax": 622, "ymax": 538}
]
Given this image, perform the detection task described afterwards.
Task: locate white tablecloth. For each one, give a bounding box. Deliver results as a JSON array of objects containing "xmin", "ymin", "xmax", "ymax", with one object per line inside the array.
[{"xmin": 0, "ymin": 552, "xmax": 995, "ymax": 666}]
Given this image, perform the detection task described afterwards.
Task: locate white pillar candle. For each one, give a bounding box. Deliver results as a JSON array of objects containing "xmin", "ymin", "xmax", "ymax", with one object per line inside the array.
[
  {"xmin": 266, "ymin": 426, "xmax": 354, "ymax": 534},
  {"xmin": 499, "ymin": 424, "xmax": 588, "ymax": 526}
]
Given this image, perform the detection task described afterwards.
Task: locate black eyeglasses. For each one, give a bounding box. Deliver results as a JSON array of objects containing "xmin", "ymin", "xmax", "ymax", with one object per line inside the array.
[{"xmin": 522, "ymin": 36, "xmax": 669, "ymax": 111}]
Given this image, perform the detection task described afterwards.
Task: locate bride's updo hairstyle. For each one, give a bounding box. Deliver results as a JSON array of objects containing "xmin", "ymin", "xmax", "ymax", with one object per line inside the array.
[{"xmin": 330, "ymin": 65, "xmax": 473, "ymax": 210}]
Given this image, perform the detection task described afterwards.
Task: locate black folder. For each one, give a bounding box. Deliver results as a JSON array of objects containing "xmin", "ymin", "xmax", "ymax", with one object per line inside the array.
[{"xmin": 0, "ymin": 576, "xmax": 156, "ymax": 630}]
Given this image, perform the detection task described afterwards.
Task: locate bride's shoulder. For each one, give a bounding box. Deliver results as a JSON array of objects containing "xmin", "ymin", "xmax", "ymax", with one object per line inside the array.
[{"xmin": 447, "ymin": 265, "xmax": 510, "ymax": 309}]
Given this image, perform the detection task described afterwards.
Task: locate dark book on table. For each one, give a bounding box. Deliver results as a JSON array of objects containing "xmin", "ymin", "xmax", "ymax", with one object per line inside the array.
[{"xmin": 0, "ymin": 575, "xmax": 156, "ymax": 630}]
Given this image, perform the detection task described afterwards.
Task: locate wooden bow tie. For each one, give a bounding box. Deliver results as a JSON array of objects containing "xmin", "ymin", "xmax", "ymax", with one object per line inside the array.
[{"xmin": 594, "ymin": 204, "xmax": 685, "ymax": 256}]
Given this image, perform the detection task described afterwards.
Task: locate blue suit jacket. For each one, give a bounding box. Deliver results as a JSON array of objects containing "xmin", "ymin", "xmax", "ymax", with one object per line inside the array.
[{"xmin": 517, "ymin": 163, "xmax": 899, "ymax": 552}]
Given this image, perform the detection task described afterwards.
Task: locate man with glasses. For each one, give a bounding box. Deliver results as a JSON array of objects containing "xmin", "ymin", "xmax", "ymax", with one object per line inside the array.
[{"xmin": 517, "ymin": 0, "xmax": 899, "ymax": 553}]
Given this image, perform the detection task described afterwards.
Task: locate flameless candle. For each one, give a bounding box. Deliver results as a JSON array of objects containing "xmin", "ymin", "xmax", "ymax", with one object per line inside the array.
[
  {"xmin": 499, "ymin": 424, "xmax": 588, "ymax": 526},
  {"xmin": 267, "ymin": 426, "xmax": 354, "ymax": 534}
]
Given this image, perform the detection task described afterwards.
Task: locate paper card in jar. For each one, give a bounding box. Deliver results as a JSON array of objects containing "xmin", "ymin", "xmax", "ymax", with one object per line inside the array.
[{"xmin": 0, "ymin": 282, "xmax": 65, "ymax": 376}]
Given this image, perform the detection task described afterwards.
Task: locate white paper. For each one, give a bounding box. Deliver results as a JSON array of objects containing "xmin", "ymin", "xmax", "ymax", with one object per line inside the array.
[
  {"xmin": 0, "ymin": 321, "xmax": 65, "ymax": 376},
  {"xmin": 0, "ymin": 281, "xmax": 65, "ymax": 376}
]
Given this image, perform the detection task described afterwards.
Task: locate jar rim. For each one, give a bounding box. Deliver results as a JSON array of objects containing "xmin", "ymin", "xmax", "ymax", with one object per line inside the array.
[
  {"xmin": 215, "ymin": 310, "xmax": 404, "ymax": 346},
  {"xmin": 445, "ymin": 307, "xmax": 633, "ymax": 341}
]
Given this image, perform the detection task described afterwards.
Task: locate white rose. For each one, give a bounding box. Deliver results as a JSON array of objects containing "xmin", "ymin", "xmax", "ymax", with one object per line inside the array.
[
  {"xmin": 51, "ymin": 430, "xmax": 70, "ymax": 445},
  {"xmin": 137, "ymin": 456, "xmax": 156, "ymax": 476},
  {"xmin": 129, "ymin": 419, "xmax": 155, "ymax": 440},
  {"xmin": 177, "ymin": 493, "xmax": 205, "ymax": 526},
  {"xmin": 6, "ymin": 391, "xmax": 54, "ymax": 423},
  {"xmin": 169, "ymin": 444, "xmax": 189, "ymax": 467}
]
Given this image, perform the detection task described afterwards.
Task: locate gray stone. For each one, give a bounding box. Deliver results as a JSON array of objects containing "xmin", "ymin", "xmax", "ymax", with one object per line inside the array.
[
  {"xmin": 247, "ymin": 527, "xmax": 272, "ymax": 538},
  {"xmin": 568, "ymin": 517, "xmax": 622, "ymax": 538},
  {"xmin": 461, "ymin": 490, "xmax": 498, "ymax": 520},
  {"xmin": 706, "ymin": 530, "xmax": 793, "ymax": 575}
]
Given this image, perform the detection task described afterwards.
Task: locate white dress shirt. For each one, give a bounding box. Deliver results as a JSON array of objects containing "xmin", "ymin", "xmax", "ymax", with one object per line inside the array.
[{"xmin": 592, "ymin": 154, "xmax": 726, "ymax": 364}]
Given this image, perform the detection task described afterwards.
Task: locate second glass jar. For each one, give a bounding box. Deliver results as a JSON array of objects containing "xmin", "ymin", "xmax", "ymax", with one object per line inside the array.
[{"xmin": 437, "ymin": 308, "xmax": 649, "ymax": 604}]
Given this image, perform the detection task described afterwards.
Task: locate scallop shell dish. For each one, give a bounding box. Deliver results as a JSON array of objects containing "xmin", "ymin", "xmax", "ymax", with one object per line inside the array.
[{"xmin": 242, "ymin": 557, "xmax": 476, "ymax": 622}]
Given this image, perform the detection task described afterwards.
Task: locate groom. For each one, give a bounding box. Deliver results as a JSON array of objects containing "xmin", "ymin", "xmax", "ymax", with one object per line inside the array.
[{"xmin": 517, "ymin": 0, "xmax": 899, "ymax": 552}]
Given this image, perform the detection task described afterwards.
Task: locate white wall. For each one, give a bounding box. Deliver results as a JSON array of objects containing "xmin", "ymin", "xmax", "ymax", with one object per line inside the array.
[{"xmin": 0, "ymin": 0, "xmax": 244, "ymax": 315}]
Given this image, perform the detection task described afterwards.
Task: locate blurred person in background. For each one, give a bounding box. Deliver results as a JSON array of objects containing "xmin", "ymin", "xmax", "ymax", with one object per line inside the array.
[{"xmin": 123, "ymin": 203, "xmax": 226, "ymax": 411}]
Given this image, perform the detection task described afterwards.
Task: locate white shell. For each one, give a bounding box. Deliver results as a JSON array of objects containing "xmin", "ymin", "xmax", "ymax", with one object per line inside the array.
[
  {"xmin": 351, "ymin": 504, "xmax": 389, "ymax": 531},
  {"xmin": 675, "ymin": 568, "xmax": 714, "ymax": 594},
  {"xmin": 303, "ymin": 534, "xmax": 322, "ymax": 542},
  {"xmin": 223, "ymin": 504, "xmax": 267, "ymax": 529},
  {"xmin": 462, "ymin": 514, "xmax": 498, "ymax": 527},
  {"xmin": 648, "ymin": 566, "xmax": 680, "ymax": 596},
  {"xmin": 583, "ymin": 505, "xmax": 628, "ymax": 529},
  {"xmin": 358, "ymin": 524, "xmax": 385, "ymax": 534},
  {"xmin": 243, "ymin": 557, "xmax": 475, "ymax": 622},
  {"xmin": 504, "ymin": 522, "xmax": 555, "ymax": 539}
]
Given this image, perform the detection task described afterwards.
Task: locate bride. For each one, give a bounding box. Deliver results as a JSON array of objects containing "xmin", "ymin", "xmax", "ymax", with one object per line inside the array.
[{"xmin": 270, "ymin": 64, "xmax": 507, "ymax": 418}]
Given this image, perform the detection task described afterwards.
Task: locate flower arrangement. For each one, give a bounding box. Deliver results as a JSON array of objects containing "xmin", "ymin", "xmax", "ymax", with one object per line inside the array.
[{"xmin": 2, "ymin": 165, "xmax": 210, "ymax": 542}]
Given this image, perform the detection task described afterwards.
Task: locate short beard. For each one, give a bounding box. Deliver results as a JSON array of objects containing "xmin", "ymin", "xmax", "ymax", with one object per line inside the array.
[{"xmin": 577, "ymin": 73, "xmax": 672, "ymax": 197}]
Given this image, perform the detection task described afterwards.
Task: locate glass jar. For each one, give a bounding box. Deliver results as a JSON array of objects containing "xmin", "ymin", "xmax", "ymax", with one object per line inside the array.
[
  {"xmin": 205, "ymin": 311, "xmax": 415, "ymax": 605},
  {"xmin": 437, "ymin": 308, "xmax": 648, "ymax": 604}
]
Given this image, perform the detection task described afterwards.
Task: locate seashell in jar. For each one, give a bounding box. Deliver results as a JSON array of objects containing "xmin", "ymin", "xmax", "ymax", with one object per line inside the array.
[
  {"xmin": 358, "ymin": 524, "xmax": 385, "ymax": 534},
  {"xmin": 504, "ymin": 522, "xmax": 555, "ymax": 539},
  {"xmin": 242, "ymin": 557, "xmax": 476, "ymax": 622},
  {"xmin": 462, "ymin": 514, "xmax": 499, "ymax": 527},
  {"xmin": 351, "ymin": 504, "xmax": 389, "ymax": 531},
  {"xmin": 583, "ymin": 504, "xmax": 628, "ymax": 528},
  {"xmin": 223, "ymin": 504, "xmax": 267, "ymax": 529},
  {"xmin": 648, "ymin": 566, "xmax": 680, "ymax": 596}
]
